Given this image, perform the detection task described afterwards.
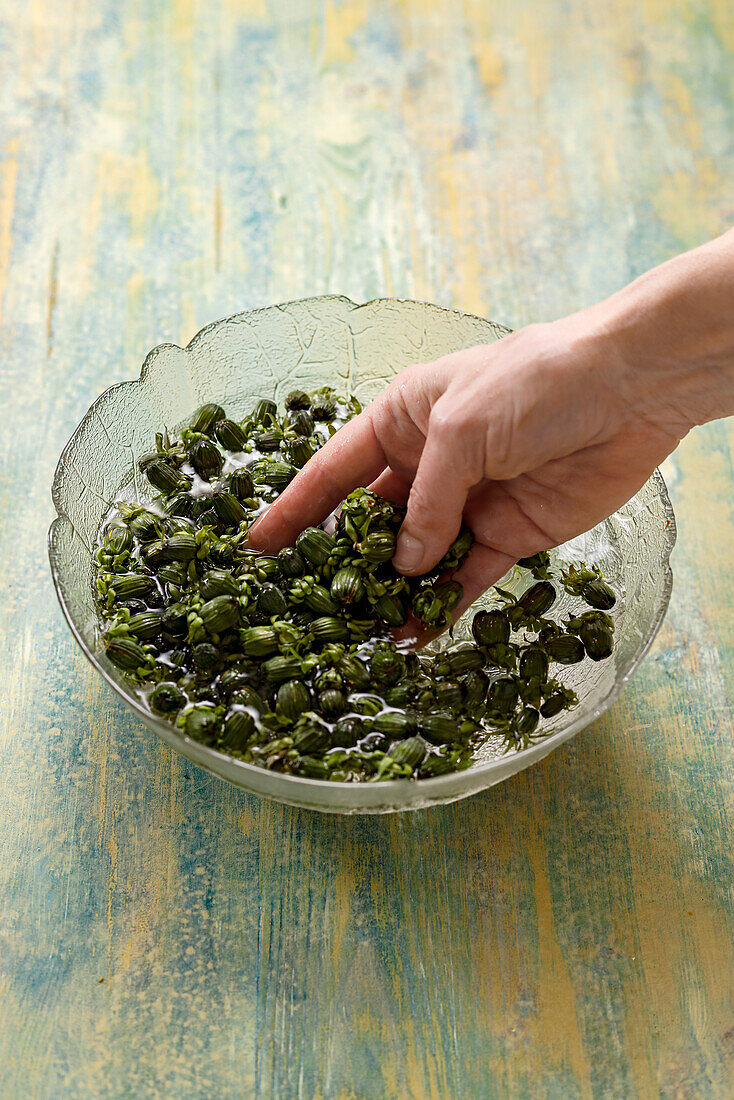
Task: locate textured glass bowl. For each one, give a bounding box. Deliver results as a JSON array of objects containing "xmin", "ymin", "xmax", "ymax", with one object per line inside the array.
[{"xmin": 49, "ymin": 296, "xmax": 676, "ymax": 814}]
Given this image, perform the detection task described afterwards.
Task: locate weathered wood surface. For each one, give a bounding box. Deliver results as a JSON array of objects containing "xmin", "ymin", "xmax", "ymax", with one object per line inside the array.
[{"xmin": 2, "ymin": 0, "xmax": 734, "ymax": 1096}]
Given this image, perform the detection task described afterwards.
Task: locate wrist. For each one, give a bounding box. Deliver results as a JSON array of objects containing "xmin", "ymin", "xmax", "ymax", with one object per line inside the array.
[{"xmin": 580, "ymin": 231, "xmax": 734, "ymax": 431}]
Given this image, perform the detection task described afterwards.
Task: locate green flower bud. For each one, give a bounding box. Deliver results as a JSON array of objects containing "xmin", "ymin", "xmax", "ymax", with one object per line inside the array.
[
  {"xmin": 221, "ymin": 709, "xmax": 256, "ymax": 750},
  {"xmin": 200, "ymin": 569, "xmax": 239, "ymax": 599},
  {"xmin": 472, "ymin": 610, "xmax": 511, "ymax": 647},
  {"xmin": 330, "ymin": 567, "xmax": 364, "ymax": 605},
  {"xmin": 149, "ymin": 682, "xmax": 186, "ymax": 715},
  {"xmin": 420, "ymin": 713, "xmax": 461, "ymax": 746},
  {"xmin": 229, "ymin": 467, "xmax": 255, "ymax": 500},
  {"xmin": 296, "ymin": 527, "xmax": 335, "ymax": 566},
  {"xmin": 188, "ymin": 439, "xmax": 224, "ymax": 480},
  {"xmin": 145, "ymin": 460, "xmax": 191, "ymax": 495},
  {"xmin": 387, "ymin": 736, "xmax": 425, "ymax": 770},
  {"xmin": 240, "ymin": 626, "xmax": 279, "ymax": 656},
  {"xmin": 184, "ymin": 706, "xmax": 220, "ymax": 743},
  {"xmin": 214, "ymin": 418, "xmax": 248, "ymax": 451},
  {"xmin": 189, "ymin": 403, "xmax": 226, "ymax": 435},
  {"xmin": 544, "ymin": 634, "xmax": 585, "ymax": 665},
  {"xmin": 105, "ymin": 637, "xmax": 150, "ymax": 671},
  {"xmin": 579, "ymin": 620, "xmax": 614, "ymax": 661},
  {"xmin": 213, "ymin": 491, "xmax": 248, "ymax": 527},
  {"xmin": 199, "ymin": 595, "xmax": 240, "ymax": 634},
  {"xmin": 276, "ymin": 680, "xmax": 312, "ymax": 721}
]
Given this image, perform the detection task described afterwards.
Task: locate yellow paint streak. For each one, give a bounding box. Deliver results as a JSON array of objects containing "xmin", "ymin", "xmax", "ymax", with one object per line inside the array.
[
  {"xmin": 223, "ymin": 0, "xmax": 267, "ymax": 17},
  {"xmin": 46, "ymin": 241, "xmax": 58, "ymax": 357},
  {"xmin": 527, "ymin": 835, "xmax": 593, "ymax": 1100},
  {"xmin": 434, "ymin": 154, "xmax": 486, "ymax": 316},
  {"xmin": 322, "ymin": 0, "xmax": 369, "ymax": 65},
  {"xmin": 171, "ymin": 0, "xmax": 195, "ymax": 44},
  {"xmin": 516, "ymin": 8, "xmax": 551, "ymax": 107},
  {"xmin": 0, "ymin": 137, "xmax": 19, "ymax": 325},
  {"xmin": 707, "ymin": 0, "xmax": 734, "ymax": 54},
  {"xmin": 662, "ymin": 73, "xmax": 701, "ymax": 150},
  {"xmin": 653, "ymin": 160, "xmax": 725, "ymax": 249}
]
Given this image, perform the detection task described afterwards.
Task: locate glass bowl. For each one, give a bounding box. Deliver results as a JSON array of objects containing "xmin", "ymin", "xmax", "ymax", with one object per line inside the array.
[{"xmin": 48, "ymin": 296, "xmax": 676, "ymax": 814}]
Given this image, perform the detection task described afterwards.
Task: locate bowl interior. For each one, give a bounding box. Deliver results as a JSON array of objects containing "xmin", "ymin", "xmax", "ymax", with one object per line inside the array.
[{"xmin": 49, "ymin": 295, "xmax": 675, "ymax": 813}]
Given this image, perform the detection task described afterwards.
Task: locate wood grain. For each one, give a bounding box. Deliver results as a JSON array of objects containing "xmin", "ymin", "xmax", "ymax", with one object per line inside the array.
[{"xmin": 2, "ymin": 0, "xmax": 734, "ymax": 1096}]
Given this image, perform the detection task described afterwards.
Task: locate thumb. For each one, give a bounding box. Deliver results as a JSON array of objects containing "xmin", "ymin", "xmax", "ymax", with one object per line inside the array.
[{"xmin": 392, "ymin": 431, "xmax": 471, "ymax": 575}]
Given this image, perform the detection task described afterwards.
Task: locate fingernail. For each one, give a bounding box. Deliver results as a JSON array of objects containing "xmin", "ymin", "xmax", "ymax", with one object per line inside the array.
[{"xmin": 393, "ymin": 534, "xmax": 424, "ymax": 574}]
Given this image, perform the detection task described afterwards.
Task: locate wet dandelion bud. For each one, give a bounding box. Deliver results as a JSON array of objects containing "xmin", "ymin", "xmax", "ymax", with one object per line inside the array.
[
  {"xmin": 250, "ymin": 459, "xmax": 297, "ymax": 490},
  {"xmin": 540, "ymin": 691, "xmax": 575, "ymax": 719},
  {"xmin": 387, "ymin": 736, "xmax": 425, "ymax": 770},
  {"xmin": 487, "ymin": 677, "xmax": 518, "ymax": 717},
  {"xmin": 110, "ymin": 573, "xmax": 156, "ymax": 601},
  {"xmin": 213, "ymin": 491, "xmax": 248, "ymax": 527},
  {"xmin": 296, "ymin": 527, "xmax": 335, "ymax": 566},
  {"xmin": 519, "ymin": 646, "xmax": 549, "ymax": 682},
  {"xmin": 214, "ymin": 418, "xmax": 248, "ymax": 452},
  {"xmin": 252, "ymin": 398, "xmax": 278, "ymax": 425},
  {"xmin": 374, "ymin": 711, "xmax": 418, "ymax": 739},
  {"xmin": 358, "ymin": 531, "xmax": 397, "ymax": 563},
  {"xmin": 277, "ymin": 546, "xmax": 306, "ymax": 577},
  {"xmin": 304, "ymin": 585, "xmax": 340, "ymax": 616},
  {"xmin": 221, "ymin": 709, "xmax": 256, "ymax": 750},
  {"xmin": 199, "ymin": 595, "xmax": 240, "ymax": 634},
  {"xmin": 276, "ymin": 680, "xmax": 312, "ymax": 721},
  {"xmin": 287, "ymin": 438, "xmax": 318, "ymax": 468},
  {"xmin": 257, "ymin": 583, "xmax": 288, "ymax": 618},
  {"xmin": 263, "ymin": 655, "xmax": 303, "ymax": 683},
  {"xmin": 311, "ymin": 395, "xmax": 337, "ymax": 421},
  {"xmin": 240, "ymin": 626, "xmax": 279, "ymax": 657},
  {"xmin": 293, "ymin": 717, "xmax": 331, "ymax": 754},
  {"xmin": 318, "ymin": 689, "xmax": 347, "ymax": 719},
  {"xmin": 288, "ymin": 409, "xmax": 315, "ymax": 437},
  {"xmin": 105, "ymin": 637, "xmax": 150, "ymax": 672},
  {"xmin": 192, "ymin": 643, "xmax": 220, "ymax": 671},
  {"xmin": 229, "ymin": 467, "xmax": 255, "ymax": 500},
  {"xmin": 420, "ymin": 713, "xmax": 461, "ymax": 746},
  {"xmin": 339, "ymin": 655, "xmax": 371, "ymax": 690},
  {"xmin": 150, "ymin": 682, "xmax": 186, "ymax": 715},
  {"xmin": 161, "ymin": 601, "xmax": 188, "ymax": 637},
  {"xmin": 472, "ymin": 610, "xmax": 511, "ymax": 647},
  {"xmin": 544, "ymin": 634, "xmax": 585, "ymax": 665},
  {"xmin": 582, "ymin": 578, "xmax": 617, "ymax": 611},
  {"xmin": 254, "ymin": 429, "xmax": 284, "ymax": 453},
  {"xmin": 311, "ymin": 616, "xmax": 349, "ymax": 643},
  {"xmin": 331, "ymin": 567, "xmax": 364, "ymax": 605},
  {"xmin": 447, "ymin": 645, "xmax": 484, "ymax": 675},
  {"xmin": 200, "ymin": 569, "xmax": 239, "ymax": 599},
  {"xmin": 374, "ymin": 593, "xmax": 408, "ymax": 627},
  {"xmin": 285, "ymin": 389, "xmax": 311, "ymax": 410},
  {"xmin": 184, "ymin": 706, "xmax": 220, "ymax": 743},
  {"xmin": 188, "ymin": 438, "xmax": 224, "ymax": 480},
  {"xmin": 189, "ymin": 403, "xmax": 226, "ymax": 435},
  {"xmin": 579, "ymin": 620, "xmax": 614, "ymax": 661},
  {"xmin": 370, "ymin": 648, "xmax": 406, "ymax": 686},
  {"xmin": 517, "ymin": 581, "xmax": 556, "ymax": 618},
  {"xmin": 145, "ymin": 459, "xmax": 191, "ymax": 495},
  {"xmin": 126, "ymin": 611, "xmax": 163, "ymax": 640},
  {"xmin": 514, "ymin": 707, "xmax": 540, "ymax": 737}
]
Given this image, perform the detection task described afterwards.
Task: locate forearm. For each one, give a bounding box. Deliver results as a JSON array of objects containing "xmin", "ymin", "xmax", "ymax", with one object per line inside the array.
[{"xmin": 582, "ymin": 229, "xmax": 734, "ymax": 429}]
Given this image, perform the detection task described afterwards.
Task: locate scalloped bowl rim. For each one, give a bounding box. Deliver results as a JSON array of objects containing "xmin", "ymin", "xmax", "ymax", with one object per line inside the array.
[{"xmin": 48, "ymin": 295, "xmax": 677, "ymax": 813}]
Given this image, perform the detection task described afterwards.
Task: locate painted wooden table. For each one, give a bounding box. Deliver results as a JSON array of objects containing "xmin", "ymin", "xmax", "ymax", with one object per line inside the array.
[{"xmin": 2, "ymin": 1, "xmax": 734, "ymax": 1096}]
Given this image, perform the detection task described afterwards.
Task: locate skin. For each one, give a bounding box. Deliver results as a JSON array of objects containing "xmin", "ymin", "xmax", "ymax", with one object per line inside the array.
[{"xmin": 249, "ymin": 229, "xmax": 734, "ymax": 630}]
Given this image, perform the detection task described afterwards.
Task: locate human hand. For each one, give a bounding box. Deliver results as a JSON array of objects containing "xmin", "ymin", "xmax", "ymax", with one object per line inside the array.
[{"xmin": 248, "ymin": 312, "xmax": 688, "ymax": 622}]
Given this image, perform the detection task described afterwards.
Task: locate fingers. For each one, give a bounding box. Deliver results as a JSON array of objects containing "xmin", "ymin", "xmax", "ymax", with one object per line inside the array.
[
  {"xmin": 393, "ymin": 429, "xmax": 471, "ymax": 575},
  {"xmin": 247, "ymin": 411, "xmax": 386, "ymax": 552}
]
